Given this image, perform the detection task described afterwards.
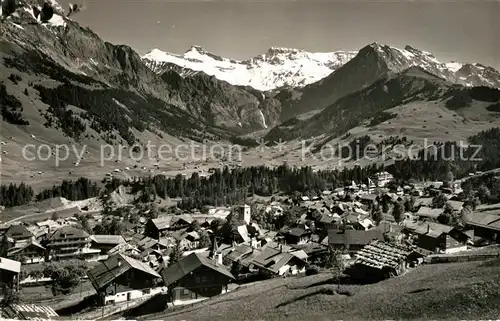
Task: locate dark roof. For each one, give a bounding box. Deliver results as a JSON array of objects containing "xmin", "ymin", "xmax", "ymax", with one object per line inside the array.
[
  {"xmin": 161, "ymin": 253, "xmax": 234, "ymax": 286},
  {"xmin": 226, "ymin": 244, "xmax": 254, "ymax": 262},
  {"xmin": 288, "ymin": 227, "xmax": 311, "ymax": 237},
  {"xmin": 7, "ymin": 240, "xmax": 45, "ymax": 256},
  {"xmin": 5, "ymin": 224, "xmax": 32, "ymax": 239},
  {"xmin": 328, "ymin": 229, "xmax": 385, "ymax": 247},
  {"xmin": 87, "ymin": 254, "xmax": 161, "ymax": 290},
  {"xmin": 466, "ymin": 212, "xmax": 500, "ymax": 232},
  {"xmin": 48, "ymin": 226, "xmax": 89, "ymax": 241},
  {"xmin": 252, "ymin": 247, "xmax": 299, "ymax": 273},
  {"xmin": 404, "ymin": 221, "xmax": 456, "ymax": 238},
  {"xmin": 374, "ymin": 221, "xmax": 402, "ymax": 234}
]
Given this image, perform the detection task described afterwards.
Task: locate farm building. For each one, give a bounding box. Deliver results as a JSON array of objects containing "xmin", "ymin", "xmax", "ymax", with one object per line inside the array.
[{"xmin": 345, "ymin": 240, "xmax": 414, "ymax": 283}]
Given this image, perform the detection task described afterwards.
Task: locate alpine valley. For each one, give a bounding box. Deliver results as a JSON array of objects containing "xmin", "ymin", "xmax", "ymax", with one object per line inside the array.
[{"xmin": 1, "ymin": 0, "xmax": 500, "ymax": 189}]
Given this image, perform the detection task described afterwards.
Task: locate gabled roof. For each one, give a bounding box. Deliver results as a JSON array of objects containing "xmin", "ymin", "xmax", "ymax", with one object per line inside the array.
[
  {"xmin": 416, "ymin": 207, "xmax": 444, "ymax": 219},
  {"xmin": 150, "ymin": 217, "xmax": 173, "ymax": 230},
  {"xmin": 5, "ymin": 224, "xmax": 33, "ymax": 239},
  {"xmin": 161, "ymin": 253, "xmax": 234, "ymax": 286},
  {"xmin": 466, "ymin": 212, "xmax": 500, "ymax": 232},
  {"xmin": 416, "ymin": 197, "xmax": 434, "ymax": 207},
  {"xmin": 405, "ymin": 221, "xmax": 455, "ymax": 238},
  {"xmin": 7, "ymin": 239, "xmax": 45, "ymax": 256},
  {"xmin": 353, "ymin": 240, "xmax": 412, "ymax": 270},
  {"xmin": 90, "ymin": 235, "xmax": 126, "ymax": 245},
  {"xmin": 446, "ymin": 200, "xmax": 464, "ymax": 211},
  {"xmin": 226, "ymin": 244, "xmax": 254, "ymax": 262},
  {"xmin": 87, "ymin": 253, "xmax": 161, "ymax": 290},
  {"xmin": 328, "ymin": 229, "xmax": 385, "ymax": 247},
  {"xmin": 252, "ymin": 247, "xmax": 299, "ymax": 273},
  {"xmin": 288, "ymin": 227, "xmax": 311, "ymax": 237},
  {"xmin": 0, "ymin": 257, "xmax": 21, "ymax": 273},
  {"xmin": 48, "ymin": 226, "xmax": 89, "ymax": 241}
]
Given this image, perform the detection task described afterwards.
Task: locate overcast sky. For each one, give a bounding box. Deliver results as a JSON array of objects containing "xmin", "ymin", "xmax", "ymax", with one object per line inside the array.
[{"xmin": 59, "ymin": 0, "xmax": 499, "ymax": 68}]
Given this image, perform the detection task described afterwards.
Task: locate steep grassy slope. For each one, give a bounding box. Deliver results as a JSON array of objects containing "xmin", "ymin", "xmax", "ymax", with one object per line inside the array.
[{"xmin": 146, "ymin": 259, "xmax": 500, "ymax": 321}]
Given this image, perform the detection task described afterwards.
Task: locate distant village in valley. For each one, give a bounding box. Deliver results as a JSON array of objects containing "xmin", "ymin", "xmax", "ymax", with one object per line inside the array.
[{"xmin": 2, "ymin": 167, "xmax": 500, "ymax": 320}]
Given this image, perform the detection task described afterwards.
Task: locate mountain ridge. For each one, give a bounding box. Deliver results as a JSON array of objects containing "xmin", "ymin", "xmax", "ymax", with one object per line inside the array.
[{"xmin": 142, "ymin": 46, "xmax": 358, "ymax": 91}]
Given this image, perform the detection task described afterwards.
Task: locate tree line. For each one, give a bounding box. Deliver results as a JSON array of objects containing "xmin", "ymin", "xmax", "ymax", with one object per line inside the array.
[{"xmin": 0, "ymin": 178, "xmax": 100, "ymax": 208}]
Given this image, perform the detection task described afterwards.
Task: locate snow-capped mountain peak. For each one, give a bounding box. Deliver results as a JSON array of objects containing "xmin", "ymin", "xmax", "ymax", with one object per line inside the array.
[
  {"xmin": 361, "ymin": 43, "xmax": 500, "ymax": 88},
  {"xmin": 142, "ymin": 46, "xmax": 358, "ymax": 91}
]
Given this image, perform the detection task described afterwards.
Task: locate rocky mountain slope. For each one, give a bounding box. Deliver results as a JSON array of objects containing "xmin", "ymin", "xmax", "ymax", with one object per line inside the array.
[
  {"xmin": 0, "ymin": 0, "xmax": 286, "ymax": 145},
  {"xmin": 142, "ymin": 46, "xmax": 358, "ymax": 91},
  {"xmin": 276, "ymin": 43, "xmax": 500, "ymax": 121},
  {"xmin": 265, "ymin": 65, "xmax": 500, "ymax": 143}
]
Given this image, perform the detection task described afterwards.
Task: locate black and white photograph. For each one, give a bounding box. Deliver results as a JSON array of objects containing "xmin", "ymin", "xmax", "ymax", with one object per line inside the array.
[{"xmin": 0, "ymin": 0, "xmax": 499, "ymax": 320}]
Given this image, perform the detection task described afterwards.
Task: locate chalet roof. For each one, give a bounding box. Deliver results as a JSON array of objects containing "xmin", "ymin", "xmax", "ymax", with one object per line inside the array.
[
  {"xmin": 48, "ymin": 226, "xmax": 89, "ymax": 241},
  {"xmin": 475, "ymin": 203, "xmax": 500, "ymax": 212},
  {"xmin": 416, "ymin": 207, "xmax": 444, "ymax": 219},
  {"xmin": 7, "ymin": 239, "xmax": 45, "ymax": 256},
  {"xmin": 374, "ymin": 221, "xmax": 402, "ymax": 234},
  {"xmin": 36, "ymin": 219, "xmax": 59, "ymax": 228},
  {"xmin": 5, "ymin": 224, "xmax": 33, "ymax": 239},
  {"xmin": 288, "ymin": 227, "xmax": 310, "ymax": 237},
  {"xmin": 138, "ymin": 236, "xmax": 168, "ymax": 250},
  {"xmin": 252, "ymin": 247, "xmax": 297, "ymax": 274},
  {"xmin": 466, "ymin": 212, "xmax": 500, "ymax": 232},
  {"xmin": 172, "ymin": 214, "xmax": 194, "ymax": 225},
  {"xmin": 0, "ymin": 257, "xmax": 21, "ymax": 273},
  {"xmin": 416, "ymin": 198, "xmax": 434, "ymax": 207},
  {"xmin": 226, "ymin": 244, "xmax": 254, "ymax": 262},
  {"xmin": 353, "ymin": 240, "xmax": 412, "ymax": 270},
  {"xmin": 161, "ymin": 252, "xmax": 234, "ymax": 286},
  {"xmin": 150, "ymin": 217, "xmax": 173, "ymax": 231},
  {"xmin": 447, "ymin": 200, "xmax": 464, "ymax": 211},
  {"xmin": 90, "ymin": 235, "xmax": 126, "ymax": 245},
  {"xmin": 328, "ymin": 229, "xmax": 385, "ymax": 247},
  {"xmin": 87, "ymin": 253, "xmax": 161, "ymax": 290},
  {"xmin": 405, "ymin": 221, "xmax": 455, "ymax": 238}
]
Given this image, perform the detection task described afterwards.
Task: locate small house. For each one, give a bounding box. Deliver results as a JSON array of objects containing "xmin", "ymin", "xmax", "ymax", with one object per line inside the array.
[
  {"xmin": 90, "ymin": 235, "xmax": 126, "ymax": 254},
  {"xmin": 281, "ymin": 227, "xmax": 312, "ymax": 245},
  {"xmin": 4, "ymin": 224, "xmax": 33, "ymax": 242},
  {"xmin": 328, "ymin": 229, "xmax": 385, "ymax": 253},
  {"xmin": 416, "ymin": 207, "xmax": 444, "ymax": 221},
  {"xmin": 464, "ymin": 211, "xmax": 500, "ymax": 245},
  {"xmin": 346, "ymin": 240, "xmax": 413, "ymax": 282},
  {"xmin": 87, "ymin": 253, "xmax": 164, "ymax": 305},
  {"xmin": 405, "ymin": 221, "xmax": 469, "ymax": 254},
  {"xmin": 251, "ymin": 245, "xmax": 306, "ymax": 277},
  {"xmin": 7, "ymin": 239, "xmax": 46, "ymax": 264},
  {"xmin": 145, "ymin": 217, "xmax": 173, "ymax": 239},
  {"xmin": 161, "ymin": 252, "xmax": 234, "ymax": 304}
]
